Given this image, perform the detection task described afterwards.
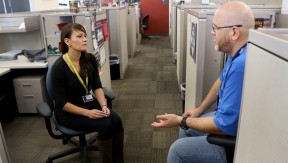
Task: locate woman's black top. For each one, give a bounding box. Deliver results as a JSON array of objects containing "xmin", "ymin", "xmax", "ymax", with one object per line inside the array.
[{"xmin": 51, "ymin": 53, "xmax": 102, "ymax": 125}]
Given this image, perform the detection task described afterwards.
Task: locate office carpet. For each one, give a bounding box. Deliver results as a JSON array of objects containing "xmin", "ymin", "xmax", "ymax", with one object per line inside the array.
[{"xmin": 2, "ymin": 35, "xmax": 182, "ymax": 163}]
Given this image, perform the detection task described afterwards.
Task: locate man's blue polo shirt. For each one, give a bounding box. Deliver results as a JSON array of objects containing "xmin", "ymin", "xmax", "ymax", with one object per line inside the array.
[{"xmin": 213, "ymin": 44, "xmax": 247, "ymax": 136}]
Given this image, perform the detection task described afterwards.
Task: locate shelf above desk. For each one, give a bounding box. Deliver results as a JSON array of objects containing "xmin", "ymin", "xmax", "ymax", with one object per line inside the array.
[{"xmin": 0, "ymin": 56, "xmax": 47, "ymax": 69}]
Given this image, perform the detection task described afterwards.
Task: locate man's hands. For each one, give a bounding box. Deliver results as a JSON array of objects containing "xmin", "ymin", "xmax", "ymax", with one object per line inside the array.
[
  {"xmin": 151, "ymin": 108, "xmax": 202, "ymax": 128},
  {"xmin": 84, "ymin": 106, "xmax": 110, "ymax": 119},
  {"xmin": 182, "ymin": 108, "xmax": 202, "ymax": 118},
  {"xmin": 151, "ymin": 114, "xmax": 183, "ymax": 128}
]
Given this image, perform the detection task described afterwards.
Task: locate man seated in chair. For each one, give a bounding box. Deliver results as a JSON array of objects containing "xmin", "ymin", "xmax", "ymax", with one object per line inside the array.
[
  {"xmin": 51, "ymin": 23, "xmax": 124, "ymax": 163},
  {"xmin": 151, "ymin": 2, "xmax": 254, "ymax": 163}
]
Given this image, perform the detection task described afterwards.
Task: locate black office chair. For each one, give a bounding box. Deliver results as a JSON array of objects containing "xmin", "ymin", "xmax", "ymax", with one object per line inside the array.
[
  {"xmin": 207, "ymin": 134, "xmax": 236, "ymax": 163},
  {"xmin": 141, "ymin": 15, "xmax": 151, "ymax": 39},
  {"xmin": 36, "ymin": 64, "xmax": 116, "ymax": 163}
]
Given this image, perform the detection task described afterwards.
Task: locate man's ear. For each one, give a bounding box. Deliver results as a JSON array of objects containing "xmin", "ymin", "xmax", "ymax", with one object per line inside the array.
[
  {"xmin": 64, "ymin": 38, "xmax": 70, "ymax": 47},
  {"xmin": 231, "ymin": 27, "xmax": 240, "ymax": 41}
]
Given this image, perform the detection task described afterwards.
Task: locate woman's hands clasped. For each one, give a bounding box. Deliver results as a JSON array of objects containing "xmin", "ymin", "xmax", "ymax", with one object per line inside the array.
[{"xmin": 85, "ymin": 106, "xmax": 110, "ymax": 119}]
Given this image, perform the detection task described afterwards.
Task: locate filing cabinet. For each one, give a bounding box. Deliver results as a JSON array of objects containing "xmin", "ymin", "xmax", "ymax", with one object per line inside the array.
[{"xmin": 13, "ymin": 75, "xmax": 47, "ymax": 113}]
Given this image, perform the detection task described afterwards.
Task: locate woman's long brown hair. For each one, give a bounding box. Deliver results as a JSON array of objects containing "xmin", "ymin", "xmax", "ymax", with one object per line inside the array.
[{"xmin": 60, "ymin": 23, "xmax": 93, "ymax": 79}]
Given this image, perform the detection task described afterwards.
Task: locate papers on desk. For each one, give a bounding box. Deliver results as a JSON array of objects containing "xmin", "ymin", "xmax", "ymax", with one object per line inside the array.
[{"xmin": 0, "ymin": 50, "xmax": 22, "ymax": 60}]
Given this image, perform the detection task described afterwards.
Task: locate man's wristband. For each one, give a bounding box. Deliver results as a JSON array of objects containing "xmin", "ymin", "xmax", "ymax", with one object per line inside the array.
[
  {"xmin": 180, "ymin": 116, "xmax": 189, "ymax": 130},
  {"xmin": 101, "ymin": 105, "xmax": 107, "ymax": 108}
]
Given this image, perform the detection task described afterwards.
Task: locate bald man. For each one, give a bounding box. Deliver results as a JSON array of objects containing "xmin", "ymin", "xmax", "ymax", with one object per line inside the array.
[{"xmin": 151, "ymin": 2, "xmax": 254, "ymax": 163}]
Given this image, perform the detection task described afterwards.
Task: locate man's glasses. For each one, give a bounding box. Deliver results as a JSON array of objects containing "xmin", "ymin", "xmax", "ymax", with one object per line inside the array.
[{"xmin": 212, "ymin": 24, "xmax": 243, "ymax": 33}]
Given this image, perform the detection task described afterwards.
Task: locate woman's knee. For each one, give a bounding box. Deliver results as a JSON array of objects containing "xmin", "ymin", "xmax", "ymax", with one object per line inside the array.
[
  {"xmin": 109, "ymin": 111, "xmax": 124, "ymax": 132},
  {"xmin": 97, "ymin": 120, "xmax": 114, "ymax": 140}
]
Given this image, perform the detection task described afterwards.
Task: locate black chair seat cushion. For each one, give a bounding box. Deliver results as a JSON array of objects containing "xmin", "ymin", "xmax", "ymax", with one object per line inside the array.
[
  {"xmin": 207, "ymin": 134, "xmax": 236, "ymax": 148},
  {"xmin": 52, "ymin": 112, "xmax": 86, "ymax": 136}
]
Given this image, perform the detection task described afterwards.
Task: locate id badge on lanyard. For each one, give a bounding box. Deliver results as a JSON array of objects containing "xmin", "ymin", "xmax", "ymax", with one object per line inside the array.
[
  {"xmin": 82, "ymin": 94, "xmax": 94, "ymax": 103},
  {"xmin": 65, "ymin": 53, "xmax": 94, "ymax": 103}
]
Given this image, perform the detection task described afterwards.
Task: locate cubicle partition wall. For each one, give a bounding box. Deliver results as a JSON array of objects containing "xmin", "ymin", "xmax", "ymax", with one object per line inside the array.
[
  {"xmin": 0, "ymin": 122, "xmax": 10, "ymax": 163},
  {"xmin": 103, "ymin": 6, "xmax": 129, "ymax": 79},
  {"xmin": 135, "ymin": 4, "xmax": 142, "ymax": 44},
  {"xmin": 41, "ymin": 11, "xmax": 112, "ymax": 89},
  {"xmin": 126, "ymin": 6, "xmax": 137, "ymax": 57},
  {"xmin": 185, "ymin": 9, "xmax": 222, "ymax": 111},
  {"xmin": 171, "ymin": 4, "xmax": 177, "ymax": 63},
  {"xmin": 235, "ymin": 28, "xmax": 288, "ymax": 163},
  {"xmin": 175, "ymin": 4, "xmax": 219, "ymax": 88}
]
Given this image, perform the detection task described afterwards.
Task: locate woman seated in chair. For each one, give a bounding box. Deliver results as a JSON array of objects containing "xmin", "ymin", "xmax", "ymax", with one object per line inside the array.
[{"xmin": 51, "ymin": 23, "xmax": 124, "ymax": 163}]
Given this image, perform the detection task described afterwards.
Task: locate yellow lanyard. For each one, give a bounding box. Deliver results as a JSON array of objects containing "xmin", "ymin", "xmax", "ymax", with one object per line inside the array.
[{"xmin": 65, "ymin": 53, "xmax": 89, "ymax": 94}]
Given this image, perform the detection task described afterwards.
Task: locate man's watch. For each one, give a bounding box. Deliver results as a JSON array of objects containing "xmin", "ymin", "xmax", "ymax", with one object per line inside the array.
[{"xmin": 180, "ymin": 116, "xmax": 189, "ymax": 130}]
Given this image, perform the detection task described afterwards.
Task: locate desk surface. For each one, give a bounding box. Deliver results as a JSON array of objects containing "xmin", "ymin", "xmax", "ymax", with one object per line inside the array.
[
  {"xmin": 0, "ymin": 68, "xmax": 10, "ymax": 76},
  {"xmin": 0, "ymin": 56, "xmax": 48, "ymax": 69}
]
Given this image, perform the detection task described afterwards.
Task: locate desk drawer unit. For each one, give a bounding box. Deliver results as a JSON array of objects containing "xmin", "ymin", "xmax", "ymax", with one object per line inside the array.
[{"xmin": 13, "ymin": 75, "xmax": 47, "ymax": 113}]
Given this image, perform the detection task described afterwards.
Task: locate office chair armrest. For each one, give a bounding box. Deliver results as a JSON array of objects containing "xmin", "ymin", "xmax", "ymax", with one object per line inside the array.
[
  {"xmin": 207, "ymin": 134, "xmax": 236, "ymax": 148},
  {"xmin": 36, "ymin": 102, "xmax": 67, "ymax": 139},
  {"xmin": 36, "ymin": 102, "xmax": 52, "ymax": 118},
  {"xmin": 103, "ymin": 87, "xmax": 116, "ymax": 101}
]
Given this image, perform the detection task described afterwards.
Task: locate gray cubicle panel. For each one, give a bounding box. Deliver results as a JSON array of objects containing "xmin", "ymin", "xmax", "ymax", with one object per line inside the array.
[
  {"xmin": 235, "ymin": 29, "xmax": 288, "ymax": 163},
  {"xmin": 41, "ymin": 11, "xmax": 112, "ymax": 89},
  {"xmin": 0, "ymin": 122, "xmax": 10, "ymax": 163},
  {"xmin": 175, "ymin": 4, "xmax": 219, "ymax": 88},
  {"xmin": 103, "ymin": 6, "xmax": 129, "ymax": 80},
  {"xmin": 135, "ymin": 5, "xmax": 141, "ymax": 44},
  {"xmin": 126, "ymin": 6, "xmax": 137, "ymax": 57},
  {"xmin": 171, "ymin": 4, "xmax": 177, "ymax": 63},
  {"xmin": 185, "ymin": 9, "xmax": 222, "ymax": 111}
]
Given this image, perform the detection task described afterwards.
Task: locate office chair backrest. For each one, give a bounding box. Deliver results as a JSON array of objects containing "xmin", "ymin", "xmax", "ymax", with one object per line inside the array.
[
  {"xmin": 142, "ymin": 15, "xmax": 149, "ymax": 30},
  {"xmin": 46, "ymin": 65, "xmax": 53, "ymax": 100}
]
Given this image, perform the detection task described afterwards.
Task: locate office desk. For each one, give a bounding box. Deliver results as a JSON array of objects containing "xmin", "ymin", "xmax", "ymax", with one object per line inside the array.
[
  {"xmin": 0, "ymin": 68, "xmax": 10, "ymax": 76},
  {"xmin": 0, "ymin": 55, "xmax": 48, "ymax": 116},
  {"xmin": 0, "ymin": 56, "xmax": 48, "ymax": 69}
]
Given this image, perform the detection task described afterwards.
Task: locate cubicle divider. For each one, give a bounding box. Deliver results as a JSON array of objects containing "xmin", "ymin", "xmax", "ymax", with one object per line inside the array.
[
  {"xmin": 126, "ymin": 6, "xmax": 137, "ymax": 57},
  {"xmin": 102, "ymin": 6, "xmax": 129, "ymax": 80}
]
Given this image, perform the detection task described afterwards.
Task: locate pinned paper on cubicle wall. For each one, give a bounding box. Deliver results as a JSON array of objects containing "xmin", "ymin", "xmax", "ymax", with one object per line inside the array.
[
  {"xmin": 92, "ymin": 34, "xmax": 98, "ymax": 50},
  {"xmin": 102, "ymin": 19, "xmax": 109, "ymax": 41},
  {"xmin": 190, "ymin": 21, "xmax": 197, "ymax": 63},
  {"xmin": 282, "ymin": 0, "xmax": 288, "ymax": 14},
  {"xmin": 95, "ymin": 21, "xmax": 104, "ymax": 45}
]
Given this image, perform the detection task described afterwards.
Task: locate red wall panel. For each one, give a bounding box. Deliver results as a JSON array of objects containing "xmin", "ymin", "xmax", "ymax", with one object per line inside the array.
[{"xmin": 141, "ymin": 0, "xmax": 169, "ymax": 35}]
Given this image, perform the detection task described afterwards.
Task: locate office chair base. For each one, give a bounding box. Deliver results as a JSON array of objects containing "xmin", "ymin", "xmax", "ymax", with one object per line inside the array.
[
  {"xmin": 46, "ymin": 145, "xmax": 98, "ymax": 163},
  {"xmin": 47, "ymin": 134, "xmax": 99, "ymax": 163}
]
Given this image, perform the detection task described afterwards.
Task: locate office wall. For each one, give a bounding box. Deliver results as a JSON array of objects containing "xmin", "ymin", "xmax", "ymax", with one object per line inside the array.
[
  {"xmin": 30, "ymin": 0, "xmax": 59, "ymax": 11},
  {"xmin": 141, "ymin": 0, "xmax": 169, "ymax": 35}
]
